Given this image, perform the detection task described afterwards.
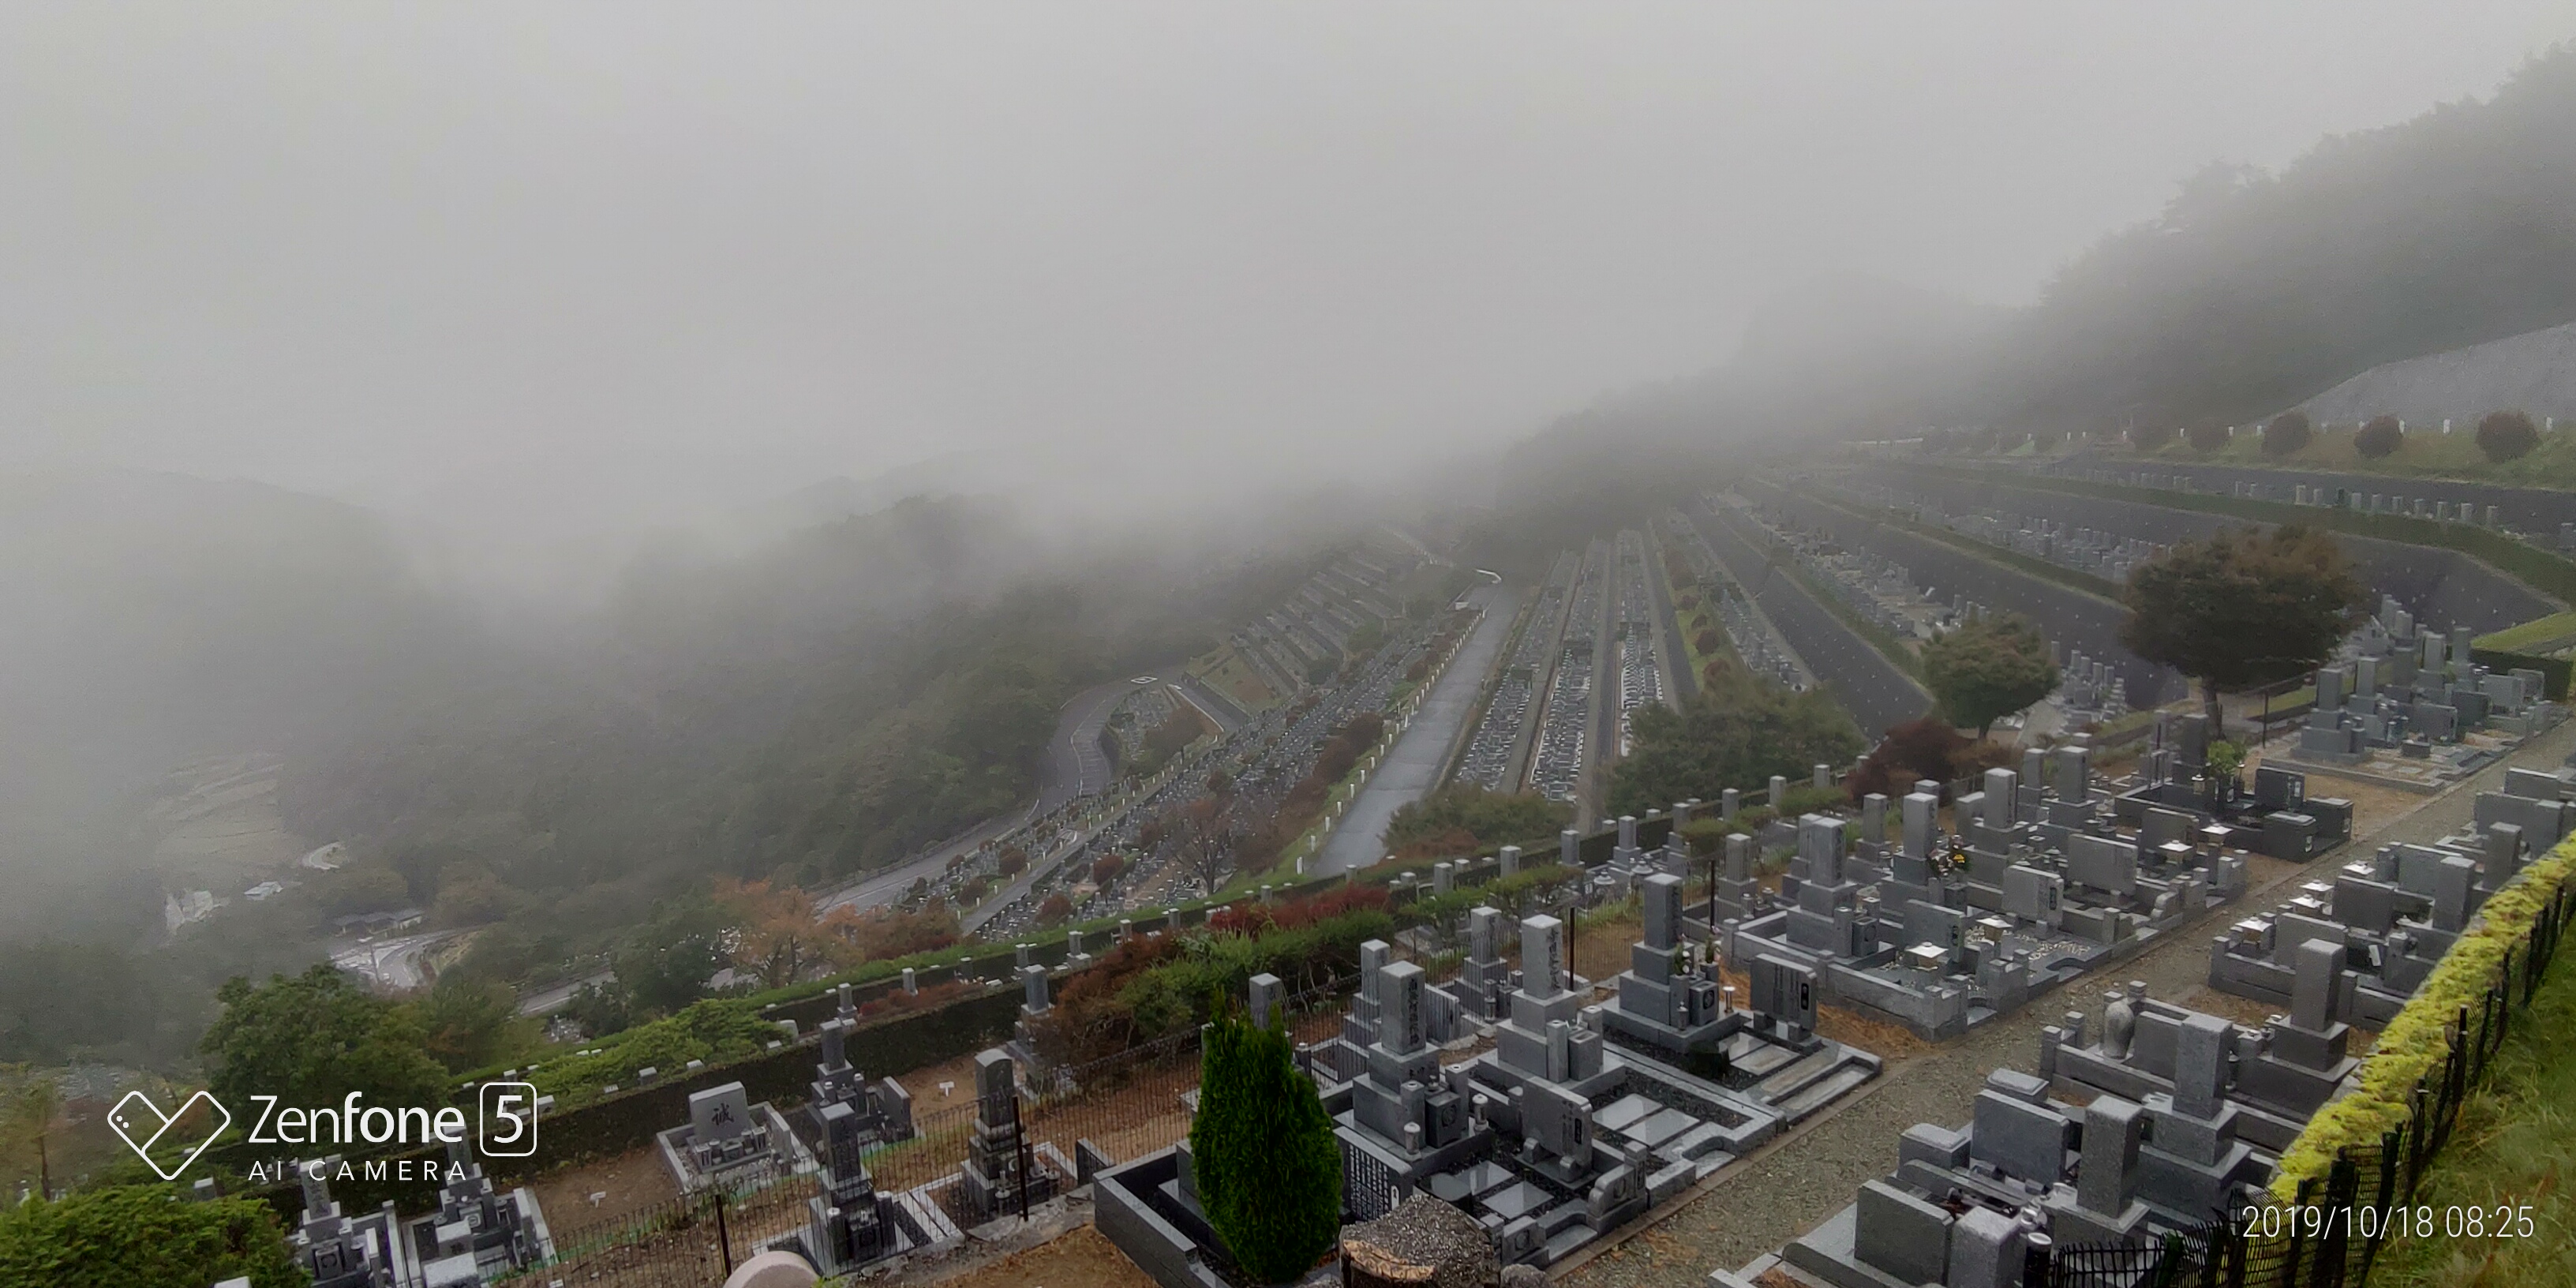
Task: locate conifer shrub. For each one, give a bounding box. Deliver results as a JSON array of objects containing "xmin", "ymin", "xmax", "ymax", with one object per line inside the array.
[{"xmin": 1189, "ymin": 1005, "xmax": 1342, "ymax": 1282}]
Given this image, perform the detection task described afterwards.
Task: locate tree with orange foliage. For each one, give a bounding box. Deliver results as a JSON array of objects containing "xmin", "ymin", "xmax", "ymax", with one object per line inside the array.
[
  {"xmin": 710, "ymin": 878, "xmax": 856, "ymax": 991},
  {"xmin": 834, "ymin": 904, "xmax": 961, "ymax": 964}
]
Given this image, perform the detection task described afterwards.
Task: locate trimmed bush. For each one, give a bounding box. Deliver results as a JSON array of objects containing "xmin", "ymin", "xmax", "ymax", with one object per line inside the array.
[
  {"xmin": 2477, "ymin": 410, "xmax": 2540, "ymax": 462},
  {"xmin": 2271, "ymin": 835, "xmax": 2576, "ymax": 1199},
  {"xmin": 2354, "ymin": 414, "xmax": 2403, "ymax": 459},
  {"xmin": 1189, "ymin": 1006, "xmax": 1342, "ymax": 1282},
  {"xmin": 2262, "ymin": 410, "xmax": 2312, "ymax": 456}
]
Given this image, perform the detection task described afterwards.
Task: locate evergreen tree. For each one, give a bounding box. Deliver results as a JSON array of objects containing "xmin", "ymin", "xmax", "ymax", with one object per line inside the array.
[
  {"xmin": 0, "ymin": 1185, "xmax": 303, "ymax": 1288},
  {"xmin": 200, "ymin": 964, "xmax": 451, "ymax": 1115},
  {"xmin": 1189, "ymin": 1005, "xmax": 1342, "ymax": 1282}
]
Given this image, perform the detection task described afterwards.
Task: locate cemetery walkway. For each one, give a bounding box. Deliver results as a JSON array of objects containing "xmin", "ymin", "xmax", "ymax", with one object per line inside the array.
[
  {"xmin": 1317, "ymin": 581, "xmax": 1521, "ymax": 874},
  {"xmin": 1558, "ymin": 718, "xmax": 2576, "ymax": 1288}
]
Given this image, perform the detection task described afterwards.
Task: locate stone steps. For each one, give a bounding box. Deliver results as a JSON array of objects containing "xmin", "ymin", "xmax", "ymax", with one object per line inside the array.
[
  {"xmin": 1754, "ymin": 1047, "xmax": 1845, "ymax": 1101},
  {"xmin": 1769, "ymin": 1063, "xmax": 1876, "ymax": 1125}
]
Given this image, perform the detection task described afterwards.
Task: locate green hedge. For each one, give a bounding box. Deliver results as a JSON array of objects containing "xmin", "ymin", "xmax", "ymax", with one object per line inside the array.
[
  {"xmin": 2471, "ymin": 648, "xmax": 2574, "ymax": 700},
  {"xmin": 2270, "ymin": 835, "xmax": 2576, "ymax": 1200},
  {"xmin": 242, "ymin": 985, "xmax": 1024, "ymax": 1224}
]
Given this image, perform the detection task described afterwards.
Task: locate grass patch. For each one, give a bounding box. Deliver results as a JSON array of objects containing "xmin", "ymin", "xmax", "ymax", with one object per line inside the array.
[
  {"xmin": 2475, "ymin": 611, "xmax": 2576, "ymax": 655},
  {"xmin": 2358, "ymin": 925, "xmax": 2576, "ymax": 1288}
]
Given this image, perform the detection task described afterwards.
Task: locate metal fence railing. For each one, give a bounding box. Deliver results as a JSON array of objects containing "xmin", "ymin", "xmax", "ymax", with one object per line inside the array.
[
  {"xmin": 2033, "ymin": 877, "xmax": 2570, "ymax": 1288},
  {"xmin": 511, "ymin": 978, "xmax": 1357, "ymax": 1285},
  {"xmin": 503, "ymin": 1176, "xmax": 818, "ymax": 1288}
]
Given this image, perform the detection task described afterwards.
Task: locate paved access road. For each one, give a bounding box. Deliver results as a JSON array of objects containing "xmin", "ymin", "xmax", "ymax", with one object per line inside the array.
[
  {"xmin": 1560, "ymin": 715, "xmax": 2576, "ymax": 1288},
  {"xmin": 331, "ymin": 929, "xmax": 464, "ymax": 994},
  {"xmin": 1316, "ymin": 582, "xmax": 1521, "ymax": 874},
  {"xmin": 820, "ymin": 656, "xmax": 1215, "ymax": 918}
]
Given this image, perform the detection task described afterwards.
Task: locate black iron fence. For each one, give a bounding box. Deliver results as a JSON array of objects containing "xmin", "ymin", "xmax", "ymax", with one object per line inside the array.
[
  {"xmin": 504, "ymin": 1178, "xmax": 816, "ymax": 1288},
  {"xmin": 510, "ymin": 977, "xmax": 1357, "ymax": 1284},
  {"xmin": 2035, "ymin": 878, "xmax": 2571, "ymax": 1288}
]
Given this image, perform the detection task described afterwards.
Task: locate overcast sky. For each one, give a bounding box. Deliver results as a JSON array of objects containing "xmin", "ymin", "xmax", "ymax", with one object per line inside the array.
[{"xmin": 3, "ymin": 3, "xmax": 2570, "ymax": 544}]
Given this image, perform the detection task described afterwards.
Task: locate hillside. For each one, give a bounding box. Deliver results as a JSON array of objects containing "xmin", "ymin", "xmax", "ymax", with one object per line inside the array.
[
  {"xmin": 2295, "ymin": 320, "xmax": 2576, "ymax": 424},
  {"xmin": 0, "ymin": 470, "xmax": 489, "ymax": 944},
  {"xmin": 1987, "ymin": 46, "xmax": 2576, "ymax": 432},
  {"xmin": 1494, "ymin": 44, "xmax": 2576, "ymax": 520}
]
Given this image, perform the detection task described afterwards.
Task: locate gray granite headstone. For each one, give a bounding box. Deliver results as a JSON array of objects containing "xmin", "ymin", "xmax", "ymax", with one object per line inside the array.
[
  {"xmin": 1856, "ymin": 1180, "xmax": 1953, "ymax": 1286},
  {"xmin": 2290, "ymin": 938, "xmax": 2339, "ymax": 1032},
  {"xmin": 689, "ymin": 1082, "xmax": 753, "ymax": 1143},
  {"xmin": 2077, "ymin": 1096, "xmax": 2144, "ymax": 1217},
  {"xmin": 1249, "ymin": 972, "xmax": 1283, "ymax": 1032},
  {"xmin": 1903, "ymin": 792, "xmax": 1939, "ymax": 859},
  {"xmin": 1522, "ymin": 915, "xmax": 1566, "ymax": 995},
  {"xmin": 1983, "ymin": 768, "xmax": 2017, "ymax": 829},
  {"xmin": 1642, "ymin": 874, "xmax": 1682, "ymax": 951},
  {"xmin": 1469, "ymin": 907, "xmax": 1502, "ymax": 962},
  {"xmin": 1359, "ymin": 940, "xmax": 1391, "ymax": 1002},
  {"xmin": 1969, "ymin": 1088, "xmax": 2065, "ymax": 1182},
  {"xmin": 2172, "ymin": 1013, "xmax": 2231, "ymax": 1119},
  {"xmin": 1381, "ymin": 960, "xmax": 1426, "ymax": 1053}
]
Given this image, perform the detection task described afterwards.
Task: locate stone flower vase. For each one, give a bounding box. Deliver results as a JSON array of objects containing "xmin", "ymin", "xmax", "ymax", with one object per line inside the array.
[{"xmin": 2102, "ymin": 985, "xmax": 2139, "ymax": 1061}]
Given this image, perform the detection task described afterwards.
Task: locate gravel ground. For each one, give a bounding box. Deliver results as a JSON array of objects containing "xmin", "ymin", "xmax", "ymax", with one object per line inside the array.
[{"xmin": 1559, "ymin": 717, "xmax": 2576, "ymax": 1288}]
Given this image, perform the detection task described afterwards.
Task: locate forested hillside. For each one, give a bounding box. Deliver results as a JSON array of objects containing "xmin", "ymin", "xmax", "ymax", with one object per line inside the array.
[
  {"xmin": 280, "ymin": 496, "xmax": 1327, "ymax": 925},
  {"xmin": 0, "ymin": 470, "xmax": 1336, "ymax": 1064},
  {"xmin": 1494, "ymin": 47, "xmax": 2576, "ymax": 520},
  {"xmin": 1992, "ymin": 46, "xmax": 2576, "ymax": 431}
]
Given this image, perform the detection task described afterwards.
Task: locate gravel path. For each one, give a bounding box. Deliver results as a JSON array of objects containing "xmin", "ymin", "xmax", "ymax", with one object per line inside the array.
[{"xmin": 1559, "ymin": 719, "xmax": 2576, "ymax": 1287}]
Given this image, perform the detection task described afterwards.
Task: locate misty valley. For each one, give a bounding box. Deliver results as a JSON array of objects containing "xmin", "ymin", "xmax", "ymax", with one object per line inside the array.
[{"xmin": 3, "ymin": 13, "xmax": 2576, "ymax": 1288}]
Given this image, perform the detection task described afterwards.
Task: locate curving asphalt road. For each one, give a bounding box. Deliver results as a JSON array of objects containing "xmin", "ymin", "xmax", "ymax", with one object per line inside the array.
[{"xmin": 821, "ymin": 658, "xmax": 1216, "ymax": 918}]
